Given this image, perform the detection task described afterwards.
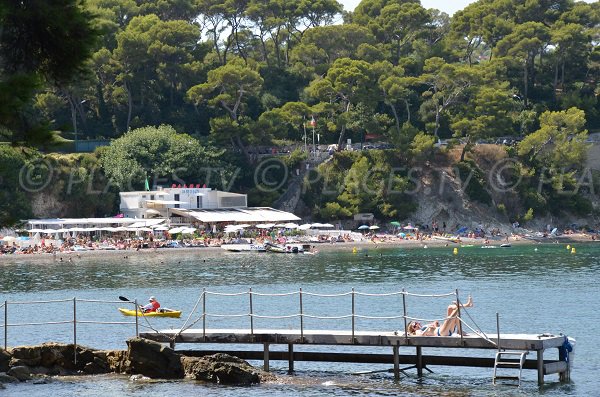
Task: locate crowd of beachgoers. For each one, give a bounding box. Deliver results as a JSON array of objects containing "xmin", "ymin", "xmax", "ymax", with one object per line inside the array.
[{"xmin": 1, "ymin": 224, "xmax": 599, "ymax": 256}]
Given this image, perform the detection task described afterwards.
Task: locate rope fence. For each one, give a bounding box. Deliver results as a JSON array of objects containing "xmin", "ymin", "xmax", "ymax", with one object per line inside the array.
[
  {"xmin": 173, "ymin": 288, "xmax": 495, "ymax": 347},
  {"xmin": 1, "ymin": 289, "xmax": 497, "ymax": 355},
  {"xmin": 1, "ymin": 297, "xmax": 142, "ymax": 363}
]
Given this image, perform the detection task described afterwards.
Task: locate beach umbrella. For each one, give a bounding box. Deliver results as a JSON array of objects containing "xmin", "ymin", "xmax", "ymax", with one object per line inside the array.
[
  {"xmin": 358, "ymin": 225, "xmax": 370, "ymax": 230},
  {"xmin": 320, "ymin": 223, "xmax": 335, "ymax": 228},
  {"xmin": 398, "ymin": 232, "xmax": 406, "ymax": 238},
  {"xmin": 255, "ymin": 223, "xmax": 274, "ymax": 229},
  {"xmin": 1, "ymin": 236, "xmax": 16, "ymax": 242},
  {"xmin": 298, "ymin": 224, "xmax": 312, "ymax": 230},
  {"xmin": 369, "ymin": 225, "xmax": 380, "ymax": 230},
  {"xmin": 403, "ymin": 225, "xmax": 416, "ymax": 230},
  {"xmin": 284, "ymin": 223, "xmax": 299, "ymax": 229},
  {"xmin": 390, "ymin": 221, "xmax": 401, "ymax": 227}
]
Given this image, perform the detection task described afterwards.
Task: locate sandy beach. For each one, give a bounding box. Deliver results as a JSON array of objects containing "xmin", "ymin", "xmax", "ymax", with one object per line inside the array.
[{"xmin": 1, "ymin": 232, "xmax": 597, "ymax": 262}]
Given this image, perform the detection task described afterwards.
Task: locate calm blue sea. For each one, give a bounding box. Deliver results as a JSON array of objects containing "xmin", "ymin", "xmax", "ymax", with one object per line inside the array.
[{"xmin": 0, "ymin": 242, "xmax": 598, "ymax": 396}]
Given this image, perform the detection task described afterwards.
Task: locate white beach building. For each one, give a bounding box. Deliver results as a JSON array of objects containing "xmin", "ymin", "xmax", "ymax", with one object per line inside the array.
[
  {"xmin": 118, "ymin": 186, "xmax": 300, "ymax": 226},
  {"xmin": 24, "ymin": 186, "xmax": 299, "ymax": 236}
]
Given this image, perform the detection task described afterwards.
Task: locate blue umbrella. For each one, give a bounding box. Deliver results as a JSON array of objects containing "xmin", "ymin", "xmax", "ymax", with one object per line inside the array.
[{"xmin": 358, "ymin": 225, "xmax": 370, "ymax": 230}]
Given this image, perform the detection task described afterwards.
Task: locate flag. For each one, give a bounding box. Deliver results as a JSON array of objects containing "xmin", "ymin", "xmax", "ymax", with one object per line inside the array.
[
  {"xmin": 144, "ymin": 177, "xmax": 150, "ymax": 191},
  {"xmin": 310, "ymin": 115, "xmax": 316, "ymax": 127}
]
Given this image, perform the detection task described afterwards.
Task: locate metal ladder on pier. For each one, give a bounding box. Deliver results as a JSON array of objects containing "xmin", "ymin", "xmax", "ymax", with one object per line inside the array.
[
  {"xmin": 493, "ymin": 350, "xmax": 528, "ymax": 386},
  {"xmin": 492, "ymin": 313, "xmax": 527, "ymax": 386}
]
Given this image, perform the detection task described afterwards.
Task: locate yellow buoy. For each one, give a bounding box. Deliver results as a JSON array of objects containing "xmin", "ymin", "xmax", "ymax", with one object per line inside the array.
[
  {"xmin": 352, "ymin": 247, "xmax": 357, "ymax": 254},
  {"xmin": 571, "ymin": 247, "xmax": 576, "ymax": 254},
  {"xmin": 567, "ymin": 244, "xmax": 571, "ymax": 250},
  {"xmin": 453, "ymin": 247, "xmax": 458, "ymax": 255}
]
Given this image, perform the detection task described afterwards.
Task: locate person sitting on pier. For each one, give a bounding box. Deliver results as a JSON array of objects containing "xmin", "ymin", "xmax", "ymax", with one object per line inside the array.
[
  {"xmin": 407, "ymin": 295, "xmax": 473, "ymax": 336},
  {"xmin": 141, "ymin": 296, "xmax": 160, "ymax": 313}
]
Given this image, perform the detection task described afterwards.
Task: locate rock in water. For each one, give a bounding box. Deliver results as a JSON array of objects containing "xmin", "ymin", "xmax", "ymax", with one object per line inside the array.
[
  {"xmin": 125, "ymin": 337, "xmax": 183, "ymax": 379},
  {"xmin": 181, "ymin": 353, "xmax": 260, "ymax": 385}
]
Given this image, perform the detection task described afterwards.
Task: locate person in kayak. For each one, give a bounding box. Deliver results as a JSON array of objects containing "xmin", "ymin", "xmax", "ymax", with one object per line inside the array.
[{"xmin": 141, "ymin": 296, "xmax": 160, "ymax": 313}]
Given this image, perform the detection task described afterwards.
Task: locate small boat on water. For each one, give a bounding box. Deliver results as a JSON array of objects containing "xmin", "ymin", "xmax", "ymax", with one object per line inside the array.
[
  {"xmin": 220, "ymin": 239, "xmax": 266, "ymax": 252},
  {"xmin": 264, "ymin": 242, "xmax": 305, "ymax": 253},
  {"xmin": 118, "ymin": 308, "xmax": 182, "ymax": 318}
]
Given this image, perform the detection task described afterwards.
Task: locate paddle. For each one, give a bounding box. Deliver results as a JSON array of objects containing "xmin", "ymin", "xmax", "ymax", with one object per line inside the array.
[{"xmin": 119, "ymin": 296, "xmax": 146, "ymax": 312}]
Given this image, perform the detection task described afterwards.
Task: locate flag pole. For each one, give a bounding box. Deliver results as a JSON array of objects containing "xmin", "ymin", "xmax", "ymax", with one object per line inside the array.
[{"xmin": 303, "ymin": 116, "xmax": 307, "ymax": 154}]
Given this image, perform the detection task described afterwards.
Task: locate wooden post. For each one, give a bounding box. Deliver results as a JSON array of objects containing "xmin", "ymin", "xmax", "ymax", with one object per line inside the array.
[
  {"xmin": 73, "ymin": 297, "xmax": 77, "ymax": 365},
  {"xmin": 263, "ymin": 342, "xmax": 270, "ymax": 371},
  {"xmin": 416, "ymin": 346, "xmax": 423, "ymax": 377},
  {"xmin": 558, "ymin": 345, "xmax": 569, "ymax": 382},
  {"xmin": 393, "ymin": 343, "xmax": 400, "ymax": 381},
  {"xmin": 351, "ymin": 288, "xmax": 355, "ymax": 344},
  {"xmin": 288, "ymin": 343, "xmax": 294, "ymax": 372},
  {"xmin": 202, "ymin": 288, "xmax": 206, "ymax": 341},
  {"xmin": 537, "ymin": 349, "xmax": 544, "ymax": 385}
]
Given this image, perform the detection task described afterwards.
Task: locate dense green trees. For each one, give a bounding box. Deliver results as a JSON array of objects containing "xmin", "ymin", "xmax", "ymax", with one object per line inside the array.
[
  {"xmin": 1, "ymin": 0, "xmax": 599, "ymax": 224},
  {"xmin": 100, "ymin": 125, "xmax": 224, "ymax": 190}
]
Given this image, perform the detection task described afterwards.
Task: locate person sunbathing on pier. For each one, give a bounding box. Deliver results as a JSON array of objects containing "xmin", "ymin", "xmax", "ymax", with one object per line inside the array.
[{"xmin": 407, "ymin": 295, "xmax": 473, "ymax": 336}]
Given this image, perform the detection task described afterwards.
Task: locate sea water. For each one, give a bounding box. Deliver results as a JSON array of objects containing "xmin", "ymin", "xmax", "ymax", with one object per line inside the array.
[{"xmin": 0, "ymin": 242, "xmax": 598, "ymax": 396}]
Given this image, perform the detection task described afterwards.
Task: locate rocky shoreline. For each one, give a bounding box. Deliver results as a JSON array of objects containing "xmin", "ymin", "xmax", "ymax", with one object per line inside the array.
[{"xmin": 0, "ymin": 337, "xmax": 272, "ymax": 389}]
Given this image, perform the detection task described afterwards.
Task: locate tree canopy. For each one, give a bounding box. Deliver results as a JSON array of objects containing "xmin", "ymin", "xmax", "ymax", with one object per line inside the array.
[{"xmin": 1, "ymin": 0, "xmax": 599, "ymax": 224}]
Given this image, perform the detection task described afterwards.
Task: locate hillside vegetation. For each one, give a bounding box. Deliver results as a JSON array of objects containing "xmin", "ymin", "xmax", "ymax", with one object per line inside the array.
[{"xmin": 0, "ymin": 0, "xmax": 599, "ymax": 227}]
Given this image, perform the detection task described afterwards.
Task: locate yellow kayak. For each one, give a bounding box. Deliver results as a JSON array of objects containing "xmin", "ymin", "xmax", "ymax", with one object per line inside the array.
[{"xmin": 118, "ymin": 308, "xmax": 182, "ymax": 318}]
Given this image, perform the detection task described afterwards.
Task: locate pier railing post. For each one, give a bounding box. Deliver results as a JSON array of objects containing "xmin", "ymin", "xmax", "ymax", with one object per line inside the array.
[
  {"xmin": 202, "ymin": 288, "xmax": 206, "ymax": 341},
  {"xmin": 402, "ymin": 289, "xmax": 407, "ymax": 342},
  {"xmin": 299, "ymin": 288, "xmax": 304, "ymax": 343},
  {"xmin": 496, "ymin": 312, "xmax": 500, "ymax": 351},
  {"xmin": 73, "ymin": 297, "xmax": 77, "ymax": 365},
  {"xmin": 249, "ymin": 288, "xmax": 254, "ymax": 337},
  {"xmin": 455, "ymin": 289, "xmax": 463, "ymax": 345},
  {"xmin": 134, "ymin": 299, "xmax": 139, "ymax": 337},
  {"xmin": 4, "ymin": 300, "xmax": 7, "ymax": 350},
  {"xmin": 351, "ymin": 288, "xmax": 355, "ymax": 344}
]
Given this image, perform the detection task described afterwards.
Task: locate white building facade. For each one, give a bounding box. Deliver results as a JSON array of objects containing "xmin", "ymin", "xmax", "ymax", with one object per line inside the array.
[
  {"xmin": 119, "ymin": 187, "xmax": 247, "ymax": 219},
  {"xmin": 119, "ymin": 187, "xmax": 300, "ymax": 225}
]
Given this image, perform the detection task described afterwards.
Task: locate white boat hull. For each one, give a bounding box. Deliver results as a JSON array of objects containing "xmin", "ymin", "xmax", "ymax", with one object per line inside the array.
[{"xmin": 221, "ymin": 244, "xmax": 266, "ymax": 252}]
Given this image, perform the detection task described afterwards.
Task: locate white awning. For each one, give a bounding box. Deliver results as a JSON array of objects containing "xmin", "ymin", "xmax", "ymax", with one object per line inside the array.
[
  {"xmin": 28, "ymin": 218, "xmax": 139, "ymax": 225},
  {"xmin": 128, "ymin": 219, "xmax": 165, "ymax": 228},
  {"xmin": 171, "ymin": 207, "xmax": 300, "ymax": 223}
]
